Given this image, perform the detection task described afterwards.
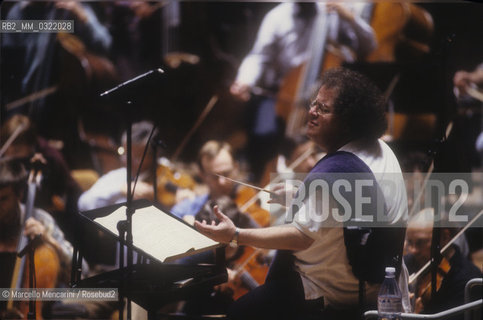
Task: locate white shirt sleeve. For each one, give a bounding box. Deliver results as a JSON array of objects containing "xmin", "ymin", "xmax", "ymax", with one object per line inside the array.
[
  {"xmin": 235, "ymin": 4, "xmax": 287, "ymax": 86},
  {"xmin": 78, "ymin": 168, "xmax": 127, "ymax": 212}
]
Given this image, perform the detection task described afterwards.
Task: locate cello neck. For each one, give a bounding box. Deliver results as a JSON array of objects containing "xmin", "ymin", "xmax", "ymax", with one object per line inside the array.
[
  {"xmin": 8, "ymin": 167, "xmax": 42, "ymax": 308},
  {"xmin": 285, "ymin": 7, "xmax": 336, "ymax": 137},
  {"xmin": 301, "ymin": 8, "xmax": 331, "ymax": 94}
]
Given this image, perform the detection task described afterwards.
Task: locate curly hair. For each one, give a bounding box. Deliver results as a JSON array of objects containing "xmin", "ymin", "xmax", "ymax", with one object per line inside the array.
[{"xmin": 320, "ymin": 67, "xmax": 387, "ymax": 140}]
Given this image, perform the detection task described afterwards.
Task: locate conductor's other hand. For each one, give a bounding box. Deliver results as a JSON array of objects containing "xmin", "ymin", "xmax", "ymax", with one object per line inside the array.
[
  {"xmin": 194, "ymin": 205, "xmax": 237, "ymax": 244},
  {"xmin": 230, "ymin": 82, "xmax": 251, "ymax": 102}
]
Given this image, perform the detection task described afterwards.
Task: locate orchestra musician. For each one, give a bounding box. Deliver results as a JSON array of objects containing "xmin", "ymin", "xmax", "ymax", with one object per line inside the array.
[
  {"xmin": 2, "ymin": 0, "xmax": 112, "ymax": 137},
  {"xmin": 277, "ymin": 135, "xmax": 320, "ymax": 177},
  {"xmin": 404, "ymin": 208, "xmax": 482, "ymax": 318},
  {"xmin": 196, "ymin": 68, "xmax": 411, "ymax": 320},
  {"xmin": 453, "ymin": 63, "xmax": 483, "ymax": 164},
  {"xmin": 0, "ymin": 114, "xmax": 82, "ymax": 242},
  {"xmin": 453, "ymin": 63, "xmax": 483, "ymax": 100},
  {"xmin": 171, "ymin": 140, "xmax": 268, "ymax": 226},
  {"xmin": 0, "ymin": 158, "xmax": 73, "ymax": 318},
  {"xmin": 171, "ymin": 140, "xmax": 268, "ymax": 315},
  {"xmin": 258, "ymin": 134, "xmax": 321, "ymax": 226},
  {"xmin": 77, "ymin": 120, "xmax": 156, "ymax": 212}
]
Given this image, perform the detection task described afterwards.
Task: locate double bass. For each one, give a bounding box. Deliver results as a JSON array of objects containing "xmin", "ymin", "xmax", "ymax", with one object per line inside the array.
[
  {"xmin": 277, "ymin": 2, "xmax": 434, "ymax": 139},
  {"xmin": 276, "ymin": 3, "xmax": 345, "ymax": 138},
  {"xmin": 364, "ymin": 2, "xmax": 433, "ymax": 63}
]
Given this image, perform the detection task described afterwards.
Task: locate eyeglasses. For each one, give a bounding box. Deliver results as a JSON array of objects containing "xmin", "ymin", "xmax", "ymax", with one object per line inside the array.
[{"xmin": 309, "ymin": 101, "xmax": 331, "ymax": 116}]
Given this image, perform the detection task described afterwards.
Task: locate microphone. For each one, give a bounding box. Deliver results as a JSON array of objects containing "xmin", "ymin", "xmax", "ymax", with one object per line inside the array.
[{"xmin": 100, "ymin": 68, "xmax": 164, "ymax": 100}]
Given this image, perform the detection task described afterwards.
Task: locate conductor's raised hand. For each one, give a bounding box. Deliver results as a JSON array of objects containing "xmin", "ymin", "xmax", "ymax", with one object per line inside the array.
[{"xmin": 194, "ymin": 205, "xmax": 237, "ymax": 244}]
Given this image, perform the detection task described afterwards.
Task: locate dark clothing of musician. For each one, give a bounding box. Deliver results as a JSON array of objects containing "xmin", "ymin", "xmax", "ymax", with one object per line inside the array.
[
  {"xmin": 0, "ymin": 114, "xmax": 82, "ymax": 242},
  {"xmin": 405, "ymin": 246, "xmax": 482, "ymax": 320},
  {"xmin": 32, "ymin": 136, "xmax": 82, "ymax": 239},
  {"xmin": 1, "ymin": 1, "xmax": 111, "ymax": 139}
]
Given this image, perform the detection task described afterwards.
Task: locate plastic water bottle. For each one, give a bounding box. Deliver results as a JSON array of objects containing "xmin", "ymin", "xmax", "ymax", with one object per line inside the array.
[{"xmin": 377, "ymin": 267, "xmax": 402, "ymax": 320}]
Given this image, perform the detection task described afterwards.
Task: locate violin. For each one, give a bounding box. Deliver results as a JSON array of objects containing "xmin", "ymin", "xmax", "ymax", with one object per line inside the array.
[
  {"xmin": 414, "ymin": 256, "xmax": 451, "ymax": 313},
  {"xmin": 152, "ymin": 96, "xmax": 219, "ymax": 209},
  {"xmin": 234, "ymin": 186, "xmax": 271, "ymax": 228},
  {"xmin": 225, "ymin": 186, "xmax": 271, "ymax": 298},
  {"xmin": 155, "ymin": 158, "xmax": 205, "ymax": 208},
  {"xmin": 227, "ymin": 246, "xmax": 270, "ymax": 300}
]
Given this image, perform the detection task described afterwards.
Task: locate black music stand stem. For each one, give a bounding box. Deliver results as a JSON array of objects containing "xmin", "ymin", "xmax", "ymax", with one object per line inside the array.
[
  {"xmin": 117, "ymin": 100, "xmax": 135, "ymax": 320},
  {"xmin": 152, "ymin": 141, "xmax": 159, "ymax": 204},
  {"xmin": 97, "ymin": 68, "xmax": 164, "ymax": 320}
]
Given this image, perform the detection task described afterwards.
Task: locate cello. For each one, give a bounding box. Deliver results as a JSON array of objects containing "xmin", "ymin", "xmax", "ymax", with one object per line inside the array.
[
  {"xmin": 364, "ymin": 2, "xmax": 435, "ymax": 142},
  {"xmin": 364, "ymin": 2, "xmax": 433, "ymax": 63},
  {"xmin": 5, "ymin": 161, "xmax": 60, "ymax": 319}
]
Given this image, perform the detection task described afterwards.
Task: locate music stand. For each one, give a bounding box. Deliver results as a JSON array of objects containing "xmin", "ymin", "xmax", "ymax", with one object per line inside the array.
[
  {"xmin": 71, "ymin": 199, "xmax": 227, "ymax": 320},
  {"xmin": 98, "ymin": 68, "xmax": 164, "ymax": 319}
]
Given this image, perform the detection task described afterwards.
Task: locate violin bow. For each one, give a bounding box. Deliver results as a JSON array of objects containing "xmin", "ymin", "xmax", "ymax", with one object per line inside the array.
[
  {"xmin": 211, "ymin": 173, "xmax": 277, "ymax": 197},
  {"xmin": 239, "ymin": 144, "xmax": 316, "ymax": 213},
  {"xmin": 0, "ymin": 123, "xmax": 26, "ymax": 158},
  {"xmin": 409, "ymin": 209, "xmax": 483, "ymax": 285},
  {"xmin": 465, "ymin": 83, "xmax": 483, "ymax": 102},
  {"xmin": 408, "ymin": 121, "xmax": 454, "ymax": 220},
  {"xmin": 171, "ymin": 95, "xmax": 218, "ymax": 162},
  {"xmin": 5, "ymin": 86, "xmax": 58, "ymax": 113}
]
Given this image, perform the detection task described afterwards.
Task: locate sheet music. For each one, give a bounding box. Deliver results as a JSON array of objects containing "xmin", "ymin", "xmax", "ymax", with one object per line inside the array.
[{"xmin": 94, "ymin": 205, "xmax": 219, "ymax": 262}]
